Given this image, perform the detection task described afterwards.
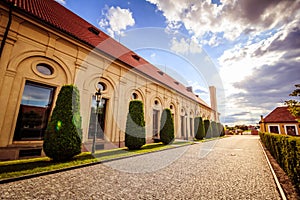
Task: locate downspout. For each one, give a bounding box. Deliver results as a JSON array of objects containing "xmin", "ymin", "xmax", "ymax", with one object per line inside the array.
[{"xmin": 0, "ymin": 3, "xmax": 13, "ymax": 57}]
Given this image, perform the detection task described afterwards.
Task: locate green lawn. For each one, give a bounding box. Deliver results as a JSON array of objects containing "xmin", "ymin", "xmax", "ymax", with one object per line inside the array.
[{"xmin": 0, "ymin": 141, "xmax": 192, "ymax": 180}]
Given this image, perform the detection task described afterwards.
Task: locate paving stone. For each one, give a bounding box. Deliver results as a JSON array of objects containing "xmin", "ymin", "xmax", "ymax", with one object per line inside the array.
[{"xmin": 0, "ymin": 136, "xmax": 281, "ymax": 199}]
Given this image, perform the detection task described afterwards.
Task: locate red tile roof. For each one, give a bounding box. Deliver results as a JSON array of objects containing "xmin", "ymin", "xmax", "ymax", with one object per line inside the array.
[
  {"xmin": 263, "ymin": 107, "xmax": 298, "ymax": 123},
  {"xmin": 3, "ymin": 0, "xmax": 210, "ymax": 108}
]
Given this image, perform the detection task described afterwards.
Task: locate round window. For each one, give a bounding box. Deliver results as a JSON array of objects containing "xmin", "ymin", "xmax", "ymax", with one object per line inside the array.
[
  {"xmin": 154, "ymin": 100, "xmax": 159, "ymax": 105},
  {"xmin": 170, "ymin": 105, "xmax": 173, "ymax": 109},
  {"xmin": 36, "ymin": 64, "xmax": 53, "ymax": 75},
  {"xmin": 97, "ymin": 82, "xmax": 106, "ymax": 91}
]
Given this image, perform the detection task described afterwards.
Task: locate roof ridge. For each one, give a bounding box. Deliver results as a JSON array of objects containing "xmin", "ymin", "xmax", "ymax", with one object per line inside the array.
[{"xmin": 4, "ymin": 0, "xmax": 211, "ymax": 107}]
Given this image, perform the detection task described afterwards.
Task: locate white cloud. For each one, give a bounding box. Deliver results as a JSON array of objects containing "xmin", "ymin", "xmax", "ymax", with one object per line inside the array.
[
  {"xmin": 143, "ymin": 0, "xmax": 300, "ymax": 125},
  {"xmin": 170, "ymin": 37, "xmax": 202, "ymax": 55},
  {"xmin": 99, "ymin": 6, "xmax": 135, "ymax": 38},
  {"xmin": 146, "ymin": 0, "xmax": 300, "ymax": 44}
]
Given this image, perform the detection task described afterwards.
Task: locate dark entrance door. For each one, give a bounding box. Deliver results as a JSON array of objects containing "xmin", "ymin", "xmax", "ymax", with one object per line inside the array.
[
  {"xmin": 181, "ymin": 116, "xmax": 184, "ymax": 138},
  {"xmin": 153, "ymin": 109, "xmax": 159, "ymax": 139},
  {"xmin": 88, "ymin": 97, "xmax": 107, "ymax": 139}
]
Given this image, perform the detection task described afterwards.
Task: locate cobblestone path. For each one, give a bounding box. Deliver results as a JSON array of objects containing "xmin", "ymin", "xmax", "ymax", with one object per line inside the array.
[{"xmin": 0, "ymin": 135, "xmax": 281, "ymax": 199}]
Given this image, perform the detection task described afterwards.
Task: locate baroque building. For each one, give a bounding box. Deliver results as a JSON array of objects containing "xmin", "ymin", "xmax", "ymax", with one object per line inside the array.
[{"xmin": 0, "ymin": 0, "xmax": 219, "ymax": 160}]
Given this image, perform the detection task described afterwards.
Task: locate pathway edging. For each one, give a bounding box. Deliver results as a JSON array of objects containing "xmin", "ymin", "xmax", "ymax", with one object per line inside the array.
[{"xmin": 259, "ymin": 140, "xmax": 287, "ymax": 200}]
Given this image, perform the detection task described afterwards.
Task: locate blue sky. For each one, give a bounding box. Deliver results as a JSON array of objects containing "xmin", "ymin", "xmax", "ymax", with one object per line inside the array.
[{"xmin": 56, "ymin": 0, "xmax": 300, "ymax": 126}]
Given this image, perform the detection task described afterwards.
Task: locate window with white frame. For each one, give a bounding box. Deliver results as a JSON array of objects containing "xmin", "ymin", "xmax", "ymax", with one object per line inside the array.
[
  {"xmin": 268, "ymin": 125, "xmax": 280, "ymax": 134},
  {"xmin": 284, "ymin": 125, "xmax": 298, "ymax": 136}
]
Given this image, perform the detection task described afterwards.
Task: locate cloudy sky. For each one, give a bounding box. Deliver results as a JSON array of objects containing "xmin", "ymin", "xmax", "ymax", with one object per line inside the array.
[{"xmin": 56, "ymin": 0, "xmax": 300, "ymax": 126}]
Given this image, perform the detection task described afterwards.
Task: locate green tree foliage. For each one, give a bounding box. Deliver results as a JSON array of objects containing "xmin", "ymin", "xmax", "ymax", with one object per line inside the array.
[
  {"xmin": 43, "ymin": 85, "xmax": 82, "ymax": 161},
  {"xmin": 285, "ymin": 84, "xmax": 300, "ymax": 121},
  {"xmin": 204, "ymin": 119, "xmax": 211, "ymax": 138},
  {"xmin": 125, "ymin": 100, "xmax": 146, "ymax": 150},
  {"xmin": 194, "ymin": 117, "xmax": 205, "ymax": 140},
  {"xmin": 160, "ymin": 108, "xmax": 175, "ymax": 144}
]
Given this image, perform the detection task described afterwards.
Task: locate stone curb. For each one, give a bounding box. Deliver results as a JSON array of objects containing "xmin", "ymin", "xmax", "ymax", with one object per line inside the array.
[{"xmin": 259, "ymin": 140, "xmax": 287, "ymax": 200}]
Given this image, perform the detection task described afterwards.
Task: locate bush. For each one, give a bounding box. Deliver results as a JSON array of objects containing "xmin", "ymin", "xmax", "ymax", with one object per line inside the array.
[
  {"xmin": 194, "ymin": 117, "xmax": 205, "ymax": 140},
  {"xmin": 125, "ymin": 100, "xmax": 146, "ymax": 150},
  {"xmin": 204, "ymin": 119, "xmax": 211, "ymax": 138},
  {"xmin": 160, "ymin": 108, "xmax": 175, "ymax": 144},
  {"xmin": 259, "ymin": 132, "xmax": 300, "ymax": 193},
  {"xmin": 43, "ymin": 85, "xmax": 82, "ymax": 161}
]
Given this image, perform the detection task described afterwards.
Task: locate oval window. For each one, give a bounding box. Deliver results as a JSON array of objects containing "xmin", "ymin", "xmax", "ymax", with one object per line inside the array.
[{"xmin": 36, "ymin": 64, "xmax": 53, "ymax": 75}]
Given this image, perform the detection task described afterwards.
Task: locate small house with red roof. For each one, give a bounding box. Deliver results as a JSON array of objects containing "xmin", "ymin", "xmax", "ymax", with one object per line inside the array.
[{"xmin": 259, "ymin": 107, "xmax": 300, "ymax": 136}]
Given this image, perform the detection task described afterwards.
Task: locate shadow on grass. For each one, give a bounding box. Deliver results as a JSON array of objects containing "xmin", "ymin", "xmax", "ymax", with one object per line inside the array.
[
  {"xmin": 93, "ymin": 143, "xmax": 166, "ymax": 158},
  {"xmin": 0, "ymin": 154, "xmax": 95, "ymax": 174}
]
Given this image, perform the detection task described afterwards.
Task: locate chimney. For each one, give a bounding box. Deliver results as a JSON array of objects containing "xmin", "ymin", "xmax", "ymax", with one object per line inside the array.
[
  {"xmin": 186, "ymin": 86, "xmax": 193, "ymax": 92},
  {"xmin": 209, "ymin": 86, "xmax": 217, "ymax": 112},
  {"xmin": 260, "ymin": 115, "xmax": 264, "ymax": 122}
]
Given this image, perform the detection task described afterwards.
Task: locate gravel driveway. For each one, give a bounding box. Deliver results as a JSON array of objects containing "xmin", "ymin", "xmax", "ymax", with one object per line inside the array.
[{"xmin": 0, "ymin": 135, "xmax": 281, "ymax": 199}]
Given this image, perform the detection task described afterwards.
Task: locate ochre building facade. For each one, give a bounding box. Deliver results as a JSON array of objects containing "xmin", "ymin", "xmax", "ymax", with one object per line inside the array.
[{"xmin": 0, "ymin": 0, "xmax": 219, "ymax": 160}]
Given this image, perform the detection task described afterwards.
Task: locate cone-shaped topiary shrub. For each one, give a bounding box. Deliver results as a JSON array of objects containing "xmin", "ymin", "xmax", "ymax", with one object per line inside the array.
[
  {"xmin": 220, "ymin": 124, "xmax": 225, "ymax": 136},
  {"xmin": 125, "ymin": 100, "xmax": 146, "ymax": 150},
  {"xmin": 211, "ymin": 121, "xmax": 217, "ymax": 138},
  {"xmin": 160, "ymin": 108, "xmax": 175, "ymax": 144},
  {"xmin": 43, "ymin": 85, "xmax": 82, "ymax": 161},
  {"xmin": 194, "ymin": 117, "xmax": 205, "ymax": 140},
  {"xmin": 204, "ymin": 119, "xmax": 211, "ymax": 138},
  {"xmin": 217, "ymin": 122, "xmax": 223, "ymax": 137}
]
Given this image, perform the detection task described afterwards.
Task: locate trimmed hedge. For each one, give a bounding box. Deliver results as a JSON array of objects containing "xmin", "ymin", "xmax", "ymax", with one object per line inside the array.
[
  {"xmin": 259, "ymin": 132, "xmax": 300, "ymax": 193},
  {"xmin": 125, "ymin": 100, "xmax": 146, "ymax": 150},
  {"xmin": 160, "ymin": 108, "xmax": 175, "ymax": 144},
  {"xmin": 43, "ymin": 85, "xmax": 82, "ymax": 161},
  {"xmin": 194, "ymin": 117, "xmax": 205, "ymax": 140}
]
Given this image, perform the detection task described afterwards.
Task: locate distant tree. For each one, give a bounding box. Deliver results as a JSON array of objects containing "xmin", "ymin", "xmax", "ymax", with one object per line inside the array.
[
  {"xmin": 125, "ymin": 100, "xmax": 146, "ymax": 150},
  {"xmin": 159, "ymin": 108, "xmax": 175, "ymax": 144},
  {"xmin": 285, "ymin": 84, "xmax": 300, "ymax": 122},
  {"xmin": 43, "ymin": 85, "xmax": 82, "ymax": 161}
]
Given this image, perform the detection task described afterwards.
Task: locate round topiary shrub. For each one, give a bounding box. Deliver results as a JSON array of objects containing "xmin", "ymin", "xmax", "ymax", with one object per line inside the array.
[
  {"xmin": 160, "ymin": 108, "xmax": 175, "ymax": 145},
  {"xmin": 194, "ymin": 117, "xmax": 205, "ymax": 140},
  {"xmin": 204, "ymin": 119, "xmax": 211, "ymax": 138},
  {"xmin": 43, "ymin": 85, "xmax": 82, "ymax": 161},
  {"xmin": 125, "ymin": 100, "xmax": 146, "ymax": 150}
]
